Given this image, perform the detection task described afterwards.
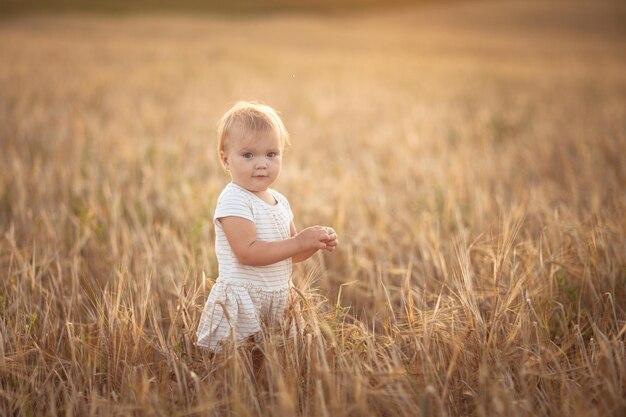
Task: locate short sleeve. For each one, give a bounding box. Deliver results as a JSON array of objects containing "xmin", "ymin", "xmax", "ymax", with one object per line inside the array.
[{"xmin": 214, "ymin": 188, "xmax": 254, "ymax": 224}]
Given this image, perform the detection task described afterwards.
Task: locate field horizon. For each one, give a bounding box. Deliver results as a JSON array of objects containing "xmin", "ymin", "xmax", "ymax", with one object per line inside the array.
[{"xmin": 1, "ymin": 0, "xmax": 625, "ymax": 416}]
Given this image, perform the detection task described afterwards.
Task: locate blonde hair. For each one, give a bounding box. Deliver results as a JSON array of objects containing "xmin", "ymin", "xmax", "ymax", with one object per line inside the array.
[{"xmin": 216, "ymin": 101, "xmax": 290, "ymax": 168}]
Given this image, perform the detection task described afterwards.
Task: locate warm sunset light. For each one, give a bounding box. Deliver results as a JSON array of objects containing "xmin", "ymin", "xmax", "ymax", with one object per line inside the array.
[{"xmin": 1, "ymin": 1, "xmax": 625, "ymax": 416}]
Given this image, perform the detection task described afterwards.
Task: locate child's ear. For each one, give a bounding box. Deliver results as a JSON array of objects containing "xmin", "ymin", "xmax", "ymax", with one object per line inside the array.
[{"xmin": 220, "ymin": 150, "xmax": 229, "ymax": 169}]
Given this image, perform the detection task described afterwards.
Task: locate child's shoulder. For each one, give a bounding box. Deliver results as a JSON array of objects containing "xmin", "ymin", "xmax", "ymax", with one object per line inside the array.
[
  {"xmin": 220, "ymin": 182, "xmax": 241, "ymax": 194},
  {"xmin": 217, "ymin": 182, "xmax": 251, "ymax": 204}
]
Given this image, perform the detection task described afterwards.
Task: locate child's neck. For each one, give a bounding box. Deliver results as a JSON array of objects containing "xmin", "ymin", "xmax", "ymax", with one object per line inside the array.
[{"xmin": 252, "ymin": 189, "xmax": 277, "ymax": 205}]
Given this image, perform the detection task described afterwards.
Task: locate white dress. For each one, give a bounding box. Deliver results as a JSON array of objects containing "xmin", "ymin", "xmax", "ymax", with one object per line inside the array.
[{"xmin": 196, "ymin": 182, "xmax": 300, "ymax": 351}]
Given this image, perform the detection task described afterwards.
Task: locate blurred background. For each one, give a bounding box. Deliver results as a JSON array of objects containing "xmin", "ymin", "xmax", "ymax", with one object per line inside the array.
[
  {"xmin": 4, "ymin": 0, "xmax": 414, "ymax": 14},
  {"xmin": 1, "ymin": 1, "xmax": 625, "ymax": 416}
]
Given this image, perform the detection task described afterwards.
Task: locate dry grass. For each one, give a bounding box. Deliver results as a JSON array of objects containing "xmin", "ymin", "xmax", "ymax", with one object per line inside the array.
[{"xmin": 1, "ymin": 0, "xmax": 625, "ymax": 416}]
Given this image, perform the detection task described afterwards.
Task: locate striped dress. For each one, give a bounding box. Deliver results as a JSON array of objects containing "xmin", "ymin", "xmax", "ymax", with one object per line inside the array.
[{"xmin": 196, "ymin": 182, "xmax": 300, "ymax": 351}]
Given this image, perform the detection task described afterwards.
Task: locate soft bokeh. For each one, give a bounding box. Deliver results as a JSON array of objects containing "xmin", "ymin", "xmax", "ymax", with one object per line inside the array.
[{"xmin": 1, "ymin": 1, "xmax": 625, "ymax": 416}]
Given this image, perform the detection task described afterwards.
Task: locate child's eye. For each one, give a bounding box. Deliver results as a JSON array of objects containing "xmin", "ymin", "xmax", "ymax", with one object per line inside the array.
[
  {"xmin": 267, "ymin": 152, "xmax": 278, "ymax": 158},
  {"xmin": 242, "ymin": 153, "xmax": 253, "ymax": 159}
]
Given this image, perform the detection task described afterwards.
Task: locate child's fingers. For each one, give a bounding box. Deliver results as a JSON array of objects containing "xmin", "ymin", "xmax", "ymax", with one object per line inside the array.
[
  {"xmin": 324, "ymin": 227, "xmax": 336, "ymax": 235},
  {"xmin": 322, "ymin": 237, "xmax": 338, "ymax": 251},
  {"xmin": 325, "ymin": 235, "xmax": 337, "ymax": 243},
  {"xmin": 327, "ymin": 229, "xmax": 338, "ymax": 241}
]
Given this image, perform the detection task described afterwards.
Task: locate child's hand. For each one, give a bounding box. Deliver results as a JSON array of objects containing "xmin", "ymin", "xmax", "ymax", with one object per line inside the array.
[
  {"xmin": 295, "ymin": 226, "xmax": 332, "ymax": 251},
  {"xmin": 322, "ymin": 227, "xmax": 338, "ymax": 252}
]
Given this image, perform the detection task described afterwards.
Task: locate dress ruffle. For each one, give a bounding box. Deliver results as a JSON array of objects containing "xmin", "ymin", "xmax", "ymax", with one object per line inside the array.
[{"xmin": 196, "ymin": 280, "xmax": 301, "ymax": 352}]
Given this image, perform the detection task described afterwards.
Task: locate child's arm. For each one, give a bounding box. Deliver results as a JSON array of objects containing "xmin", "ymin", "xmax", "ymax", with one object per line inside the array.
[
  {"xmin": 291, "ymin": 222, "xmax": 338, "ymax": 264},
  {"xmin": 219, "ymin": 216, "xmax": 331, "ymax": 267},
  {"xmin": 291, "ymin": 222, "xmax": 318, "ymax": 263}
]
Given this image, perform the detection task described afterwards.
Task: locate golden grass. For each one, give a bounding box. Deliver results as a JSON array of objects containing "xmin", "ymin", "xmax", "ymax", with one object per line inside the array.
[{"xmin": 1, "ymin": 1, "xmax": 625, "ymax": 415}]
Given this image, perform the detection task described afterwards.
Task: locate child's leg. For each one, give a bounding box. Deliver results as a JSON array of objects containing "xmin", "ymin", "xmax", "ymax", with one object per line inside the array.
[
  {"xmin": 239, "ymin": 334, "xmax": 265, "ymax": 382},
  {"xmin": 251, "ymin": 344, "xmax": 265, "ymax": 380}
]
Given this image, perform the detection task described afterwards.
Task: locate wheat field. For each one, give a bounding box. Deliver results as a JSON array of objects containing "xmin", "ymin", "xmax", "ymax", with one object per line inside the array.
[{"xmin": 1, "ymin": 0, "xmax": 625, "ymax": 416}]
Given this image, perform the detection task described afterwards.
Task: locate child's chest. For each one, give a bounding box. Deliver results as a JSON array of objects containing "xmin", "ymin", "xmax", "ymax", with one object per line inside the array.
[{"xmin": 254, "ymin": 204, "xmax": 291, "ymax": 239}]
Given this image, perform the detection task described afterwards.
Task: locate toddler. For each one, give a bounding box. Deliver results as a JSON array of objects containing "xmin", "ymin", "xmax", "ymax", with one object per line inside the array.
[{"xmin": 196, "ymin": 101, "xmax": 338, "ymax": 351}]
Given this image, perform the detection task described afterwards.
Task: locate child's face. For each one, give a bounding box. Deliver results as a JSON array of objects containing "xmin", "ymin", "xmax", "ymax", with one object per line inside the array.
[{"xmin": 220, "ymin": 129, "xmax": 282, "ymax": 195}]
